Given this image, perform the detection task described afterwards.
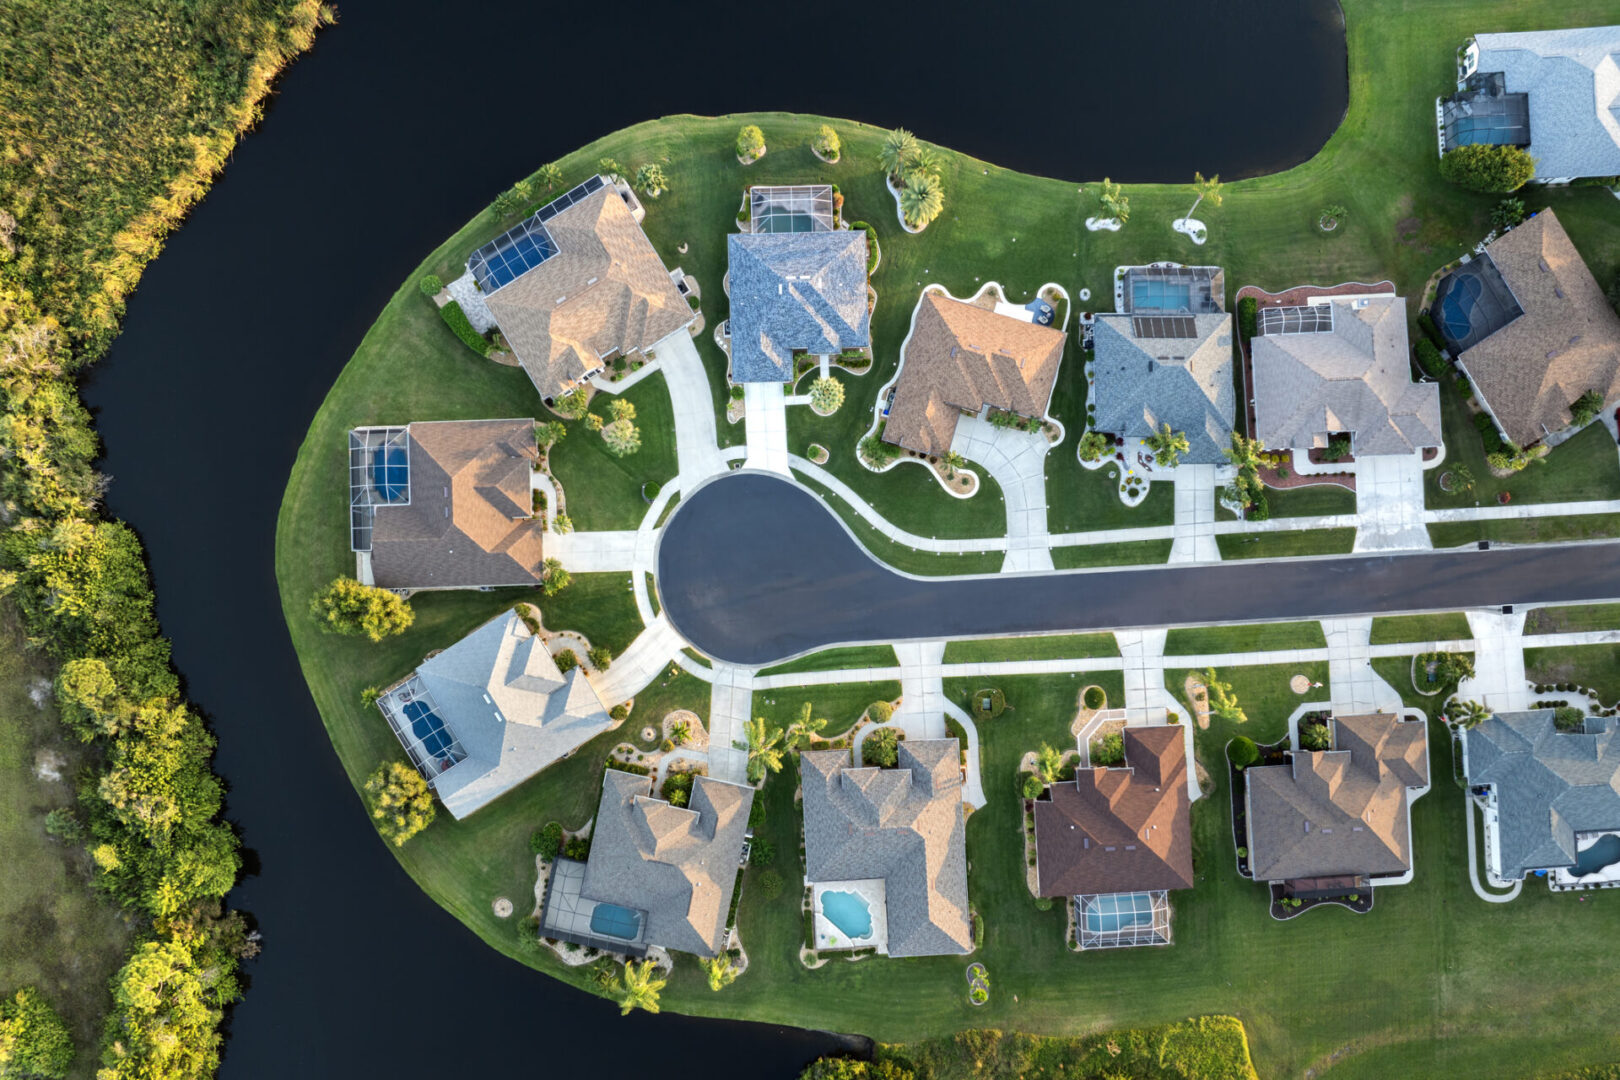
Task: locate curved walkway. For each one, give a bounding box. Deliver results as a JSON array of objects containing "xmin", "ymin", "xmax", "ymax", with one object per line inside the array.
[{"xmin": 1465, "ymin": 796, "xmax": 1522, "ymax": 903}]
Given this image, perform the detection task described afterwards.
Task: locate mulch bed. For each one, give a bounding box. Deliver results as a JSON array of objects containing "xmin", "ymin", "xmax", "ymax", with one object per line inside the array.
[
  {"xmin": 1259, "ymin": 461, "xmax": 1355, "ymax": 492},
  {"xmin": 1269, "ymin": 883, "xmax": 1375, "ymax": 920}
]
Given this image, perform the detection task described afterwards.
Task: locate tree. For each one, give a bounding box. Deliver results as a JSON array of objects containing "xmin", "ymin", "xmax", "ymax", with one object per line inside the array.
[
  {"xmin": 941, "ymin": 450, "xmax": 966, "ymax": 479},
  {"xmin": 585, "ymin": 413, "xmax": 604, "ymax": 432},
  {"xmin": 491, "ymin": 179, "xmax": 531, "ymax": 218},
  {"xmin": 906, "ymin": 146, "xmax": 943, "ymax": 182},
  {"xmin": 809, "ymin": 376, "xmax": 845, "ymax": 413},
  {"xmin": 602, "ymin": 418, "xmax": 641, "ymax": 457},
  {"xmin": 1318, "ymin": 204, "xmax": 1348, "ymax": 229},
  {"xmin": 554, "ymin": 385, "xmax": 590, "ymax": 419},
  {"xmin": 1078, "ymin": 430, "xmax": 1111, "ymax": 463},
  {"xmin": 0, "ymin": 987, "xmax": 73, "ymax": 1079},
  {"xmin": 535, "ymin": 420, "xmax": 567, "ymax": 450},
  {"xmin": 1570, "ymin": 389, "xmax": 1605, "ymax": 427},
  {"xmin": 363, "ymin": 761, "xmax": 435, "ymax": 847},
  {"xmin": 1090, "ymin": 731, "xmax": 1125, "ymax": 766},
  {"xmin": 1491, "ymin": 196, "xmax": 1526, "ymax": 230},
  {"xmin": 598, "ymin": 157, "xmax": 624, "ymax": 179},
  {"xmin": 1555, "ymin": 706, "xmax": 1588, "ymax": 732},
  {"xmin": 1035, "ymin": 743, "xmax": 1064, "ymax": 784},
  {"xmin": 701, "ymin": 954, "xmax": 739, "ymax": 992},
  {"xmin": 899, "ymin": 173, "xmax": 944, "ymax": 229},
  {"xmin": 1183, "ymin": 171, "xmax": 1223, "ymax": 223},
  {"xmin": 801, "ymin": 1057, "xmax": 917, "ymax": 1080},
  {"xmin": 608, "ymin": 398, "xmax": 636, "ymax": 423},
  {"xmin": 554, "ymin": 649, "xmax": 578, "ymax": 673},
  {"xmin": 541, "ymin": 557, "xmax": 571, "ymax": 597},
  {"xmin": 553, "ymin": 514, "xmax": 574, "ymax": 534},
  {"xmin": 1439, "ymin": 144, "xmax": 1536, "ymax": 193},
  {"xmin": 878, "ymin": 127, "xmax": 917, "ymax": 182},
  {"xmin": 588, "ymin": 645, "xmax": 613, "ymax": 671},
  {"xmin": 537, "ymin": 162, "xmax": 564, "ymax": 191},
  {"xmin": 785, "ymin": 702, "xmax": 827, "ymax": 749},
  {"xmin": 1144, "ymin": 422, "xmax": 1190, "ymax": 468},
  {"xmin": 742, "ymin": 716, "xmax": 785, "ymax": 782},
  {"xmin": 1204, "ymin": 669, "xmax": 1247, "ymax": 724},
  {"xmin": 1020, "ymin": 772, "xmax": 1045, "ymax": 799},
  {"xmin": 1449, "ymin": 699, "xmax": 1490, "ymax": 729},
  {"xmin": 862, "ymin": 726, "xmax": 901, "ymax": 768},
  {"xmin": 1098, "ymin": 178, "xmax": 1130, "ymax": 224},
  {"xmin": 736, "ymin": 125, "xmax": 766, "ymax": 162},
  {"xmin": 1227, "ymin": 735, "xmax": 1259, "ymax": 770},
  {"xmin": 56, "ymin": 655, "xmax": 121, "ymax": 740},
  {"xmin": 813, "ymin": 124, "xmax": 841, "ymax": 160},
  {"xmin": 633, "ymin": 163, "xmax": 667, "ymax": 197},
  {"xmin": 309, "ymin": 578, "xmax": 414, "ymax": 642},
  {"xmin": 867, "ymin": 700, "xmax": 895, "ymax": 724},
  {"xmin": 616, "ymin": 959, "xmax": 666, "ymax": 1016},
  {"xmin": 417, "ymin": 274, "xmax": 442, "ymax": 298}
]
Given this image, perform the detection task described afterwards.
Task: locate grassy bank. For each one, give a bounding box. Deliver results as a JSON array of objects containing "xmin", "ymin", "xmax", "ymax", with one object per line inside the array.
[
  {"xmin": 1164, "ymin": 621, "xmax": 1327, "ymax": 654},
  {"xmin": 1370, "ymin": 612, "xmax": 1473, "ymax": 644},
  {"xmin": 1216, "ymin": 527, "xmax": 1358, "ymax": 559},
  {"xmin": 942, "ymin": 634, "xmax": 1119, "ymax": 664}
]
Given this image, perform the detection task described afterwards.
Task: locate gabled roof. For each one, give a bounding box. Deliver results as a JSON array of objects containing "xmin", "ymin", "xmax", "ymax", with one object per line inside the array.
[
  {"xmin": 1472, "ymin": 26, "xmax": 1620, "ymax": 179},
  {"xmin": 800, "ymin": 740, "xmax": 971, "ymax": 957},
  {"xmin": 883, "ymin": 290, "xmax": 1067, "ymax": 456},
  {"xmin": 482, "ymin": 186, "xmax": 691, "ymax": 399},
  {"xmin": 413, "ymin": 611, "xmax": 613, "ymax": 819},
  {"xmin": 581, "ymin": 770, "xmax": 753, "ymax": 957},
  {"xmin": 726, "ymin": 231, "xmax": 871, "ymax": 382},
  {"xmin": 1252, "ymin": 295, "xmax": 1441, "ymax": 456},
  {"xmin": 1465, "ymin": 708, "xmax": 1620, "ymax": 880},
  {"xmin": 368, "ymin": 419, "xmax": 544, "ymax": 589},
  {"xmin": 1035, "ymin": 726, "xmax": 1193, "ymax": 897},
  {"xmin": 1092, "ymin": 311, "xmax": 1235, "ymax": 464},
  {"xmin": 1247, "ymin": 714, "xmax": 1429, "ymax": 883},
  {"xmin": 1455, "ymin": 210, "xmax": 1620, "ymax": 447}
]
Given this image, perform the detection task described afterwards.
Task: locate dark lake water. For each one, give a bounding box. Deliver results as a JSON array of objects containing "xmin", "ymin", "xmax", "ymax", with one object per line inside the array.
[{"xmin": 80, "ymin": 1, "xmax": 1345, "ymax": 1076}]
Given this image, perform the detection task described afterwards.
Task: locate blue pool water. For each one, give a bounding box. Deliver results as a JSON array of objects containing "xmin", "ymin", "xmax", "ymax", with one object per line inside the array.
[
  {"xmin": 370, "ymin": 446, "xmax": 408, "ymax": 501},
  {"xmin": 589, "ymin": 903, "xmax": 643, "ymax": 940},
  {"xmin": 1439, "ymin": 275, "xmax": 1481, "ymax": 343},
  {"xmin": 1084, "ymin": 892, "xmax": 1155, "ymax": 933},
  {"xmin": 1132, "ymin": 281, "xmax": 1192, "ymax": 312},
  {"xmin": 820, "ymin": 890, "xmax": 873, "ymax": 940},
  {"xmin": 1573, "ymin": 834, "xmax": 1620, "ymax": 876},
  {"xmin": 403, "ymin": 699, "xmax": 452, "ymax": 757}
]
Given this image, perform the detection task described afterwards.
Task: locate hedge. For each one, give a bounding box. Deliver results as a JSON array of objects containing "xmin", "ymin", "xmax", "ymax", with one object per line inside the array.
[
  {"xmin": 1416, "ymin": 310, "xmax": 1445, "ymax": 348},
  {"xmin": 1236, "ymin": 296, "xmax": 1257, "ymax": 340},
  {"xmin": 1414, "ymin": 339, "xmax": 1448, "ymax": 379},
  {"xmin": 440, "ymin": 299, "xmax": 493, "ymax": 357}
]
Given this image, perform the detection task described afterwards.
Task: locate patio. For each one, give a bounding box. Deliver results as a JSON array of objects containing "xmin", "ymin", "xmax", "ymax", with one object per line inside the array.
[{"xmin": 811, "ymin": 878, "xmax": 889, "ymax": 953}]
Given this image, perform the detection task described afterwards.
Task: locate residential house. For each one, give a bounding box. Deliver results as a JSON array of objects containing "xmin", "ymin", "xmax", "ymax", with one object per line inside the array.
[
  {"xmin": 883, "ymin": 289, "xmax": 1066, "ymax": 456},
  {"xmin": 1034, "ymin": 726, "xmax": 1193, "ymax": 948},
  {"xmin": 374, "ymin": 610, "xmax": 613, "ymax": 820}
]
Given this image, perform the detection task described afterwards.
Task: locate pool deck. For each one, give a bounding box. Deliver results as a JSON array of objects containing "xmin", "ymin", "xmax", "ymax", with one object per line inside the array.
[{"xmin": 811, "ymin": 878, "xmax": 888, "ymax": 953}]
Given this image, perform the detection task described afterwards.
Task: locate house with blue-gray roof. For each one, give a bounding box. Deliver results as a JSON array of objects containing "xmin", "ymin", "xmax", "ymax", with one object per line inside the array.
[{"xmin": 725, "ymin": 230, "xmax": 871, "ymax": 382}]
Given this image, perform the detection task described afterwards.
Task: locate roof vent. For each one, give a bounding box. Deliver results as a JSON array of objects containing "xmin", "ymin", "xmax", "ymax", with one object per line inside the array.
[
  {"xmin": 555, "ymin": 295, "xmax": 566, "ymax": 305},
  {"xmin": 1555, "ymin": 287, "xmax": 1566, "ymax": 299},
  {"xmin": 1124, "ymin": 844, "xmax": 1138, "ymax": 851},
  {"xmin": 1351, "ymin": 298, "xmax": 1369, "ymax": 310},
  {"xmin": 1538, "ymin": 257, "xmax": 1551, "ymax": 272},
  {"xmin": 1321, "ymin": 827, "xmax": 1334, "ymax": 834},
  {"xmin": 586, "ymin": 276, "xmax": 598, "ymax": 286}
]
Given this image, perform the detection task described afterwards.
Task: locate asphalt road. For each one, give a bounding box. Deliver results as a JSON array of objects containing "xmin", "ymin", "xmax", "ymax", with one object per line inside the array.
[{"xmin": 657, "ymin": 471, "xmax": 1620, "ymax": 666}]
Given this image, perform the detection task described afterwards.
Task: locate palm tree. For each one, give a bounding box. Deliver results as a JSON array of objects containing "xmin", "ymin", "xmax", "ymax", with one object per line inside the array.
[
  {"xmin": 899, "ymin": 173, "xmax": 944, "ymax": 229},
  {"xmin": 537, "ymin": 162, "xmax": 563, "ymax": 191},
  {"xmin": 701, "ymin": 955, "xmax": 738, "ymax": 992},
  {"xmin": 1077, "ymin": 430, "xmax": 1111, "ymax": 463},
  {"xmin": 906, "ymin": 146, "xmax": 943, "ymax": 182},
  {"xmin": 785, "ymin": 702, "xmax": 827, "ymax": 750},
  {"xmin": 1035, "ymin": 743, "xmax": 1064, "ymax": 784},
  {"xmin": 1182, "ymin": 171, "xmax": 1223, "ymax": 224},
  {"xmin": 942, "ymin": 450, "xmax": 966, "ymax": 478},
  {"xmin": 1451, "ymin": 699, "xmax": 1491, "ymax": 729},
  {"xmin": 634, "ymin": 163, "xmax": 667, "ymax": 197},
  {"xmin": 1145, "ymin": 423, "xmax": 1190, "ymax": 468},
  {"xmin": 1098, "ymin": 178, "xmax": 1130, "ymax": 224},
  {"xmin": 743, "ymin": 716, "xmax": 785, "ymax": 782},
  {"xmin": 879, "ymin": 127, "xmax": 917, "ymax": 183},
  {"xmin": 616, "ymin": 960, "xmax": 666, "ymax": 1016},
  {"xmin": 1224, "ymin": 431, "xmax": 1262, "ymax": 472}
]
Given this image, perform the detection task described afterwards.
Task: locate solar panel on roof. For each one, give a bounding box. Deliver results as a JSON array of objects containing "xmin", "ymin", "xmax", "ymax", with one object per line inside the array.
[
  {"xmin": 468, "ymin": 175, "xmax": 611, "ymax": 292},
  {"xmin": 1132, "ymin": 315, "xmax": 1197, "ymax": 339}
]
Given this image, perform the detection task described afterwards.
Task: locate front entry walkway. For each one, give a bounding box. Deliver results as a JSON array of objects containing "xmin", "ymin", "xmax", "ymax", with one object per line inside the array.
[
  {"xmin": 589, "ymin": 615, "xmax": 685, "ymax": 707},
  {"xmin": 1353, "ymin": 452, "xmax": 1431, "ymax": 552},
  {"xmin": 949, "ymin": 416, "xmax": 1053, "ymax": 573},
  {"xmin": 743, "ymin": 382, "xmax": 790, "ymax": 476},
  {"xmin": 1169, "ymin": 465, "xmax": 1219, "ymax": 563}
]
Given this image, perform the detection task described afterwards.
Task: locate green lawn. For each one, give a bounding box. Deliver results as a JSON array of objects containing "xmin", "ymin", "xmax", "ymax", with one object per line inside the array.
[
  {"xmin": 1216, "ymin": 527, "xmax": 1357, "ymax": 559},
  {"xmin": 548, "ymin": 371, "xmax": 679, "ymax": 530},
  {"xmin": 1370, "ymin": 653, "xmax": 1473, "ymax": 722},
  {"xmin": 1525, "ymin": 644, "xmax": 1620, "ymax": 706},
  {"xmin": 1427, "ymin": 513, "xmax": 1620, "ymax": 548},
  {"xmin": 757, "ymin": 644, "xmax": 899, "ymax": 679},
  {"xmin": 1051, "ymin": 537, "xmax": 1174, "ymax": 569},
  {"xmin": 792, "ymin": 469, "xmax": 1007, "ymax": 575},
  {"xmin": 1220, "ymin": 482, "xmax": 1357, "ymax": 520},
  {"xmin": 532, "ymin": 573, "xmax": 642, "ymax": 655},
  {"xmin": 941, "ymin": 633, "xmax": 1119, "ymax": 664},
  {"xmin": 1166, "ymin": 661, "xmax": 1331, "ymax": 729},
  {"xmin": 1525, "ymin": 603, "xmax": 1620, "ymax": 635},
  {"xmin": 1164, "ymin": 621, "xmax": 1327, "ymax": 655},
  {"xmin": 1370, "ymin": 612, "xmax": 1474, "ymax": 644},
  {"xmin": 751, "ymin": 681, "xmax": 903, "ymax": 739},
  {"xmin": 1425, "ymin": 394, "xmax": 1620, "ymax": 511}
]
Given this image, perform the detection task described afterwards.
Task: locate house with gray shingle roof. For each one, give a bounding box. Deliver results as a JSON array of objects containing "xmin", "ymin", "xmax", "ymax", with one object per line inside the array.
[
  {"xmin": 800, "ymin": 740, "xmax": 972, "ymax": 957},
  {"xmin": 375, "ymin": 610, "xmax": 613, "ymax": 819},
  {"xmin": 726, "ymin": 231, "xmax": 871, "ymax": 382},
  {"xmin": 1446, "ymin": 26, "xmax": 1620, "ymax": 182},
  {"xmin": 1091, "ymin": 311, "xmax": 1236, "ymax": 465},
  {"xmin": 1251, "ymin": 294, "xmax": 1441, "ymax": 457},
  {"xmin": 1463, "ymin": 708, "xmax": 1620, "ymax": 883},
  {"xmin": 577, "ymin": 770, "xmax": 754, "ymax": 957}
]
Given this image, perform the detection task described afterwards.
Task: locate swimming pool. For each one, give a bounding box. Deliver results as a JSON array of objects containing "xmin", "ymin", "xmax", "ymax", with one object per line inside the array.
[
  {"xmin": 1083, "ymin": 892, "xmax": 1157, "ymax": 933},
  {"xmin": 1131, "ymin": 280, "xmax": 1192, "ymax": 312},
  {"xmin": 1573, "ymin": 834, "xmax": 1620, "ymax": 876},
  {"xmin": 402, "ymin": 699, "xmax": 453, "ymax": 757},
  {"xmin": 370, "ymin": 446, "xmax": 408, "ymax": 501},
  {"xmin": 756, "ymin": 207, "xmax": 817, "ymax": 233},
  {"xmin": 1438, "ymin": 274, "xmax": 1481, "ymax": 344},
  {"xmin": 589, "ymin": 903, "xmax": 643, "ymax": 940},
  {"xmin": 820, "ymin": 890, "xmax": 873, "ymax": 940}
]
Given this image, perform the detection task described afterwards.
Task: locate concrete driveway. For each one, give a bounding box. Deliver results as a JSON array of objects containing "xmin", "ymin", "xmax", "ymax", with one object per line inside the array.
[{"xmin": 950, "ymin": 415, "xmax": 1052, "ymax": 572}]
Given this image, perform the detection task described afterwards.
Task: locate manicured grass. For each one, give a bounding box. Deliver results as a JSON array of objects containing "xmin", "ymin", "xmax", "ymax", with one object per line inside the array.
[
  {"xmin": 1164, "ymin": 621, "xmax": 1327, "ymax": 655},
  {"xmin": 1221, "ymin": 482, "xmax": 1357, "ymax": 520},
  {"xmin": 1051, "ymin": 537, "xmax": 1174, "ymax": 568},
  {"xmin": 1216, "ymin": 527, "xmax": 1357, "ymax": 559},
  {"xmin": 0, "ymin": 610, "xmax": 131, "ymax": 1078},
  {"xmin": 548, "ymin": 371, "xmax": 678, "ymax": 530},
  {"xmin": 757, "ymin": 644, "xmax": 899, "ymax": 679},
  {"xmin": 751, "ymin": 680, "xmax": 903, "ymax": 740},
  {"xmin": 1525, "ymin": 603, "xmax": 1620, "ymax": 635},
  {"xmin": 1370, "ymin": 612, "xmax": 1474, "ymax": 644},
  {"xmin": 1426, "ymin": 513, "xmax": 1620, "ymax": 548},
  {"xmin": 532, "ymin": 572, "xmax": 642, "ymax": 655},
  {"xmin": 1166, "ymin": 661, "xmax": 1331, "ymax": 729},
  {"xmin": 1370, "ymin": 654, "xmax": 1473, "ymax": 722},
  {"xmin": 1424, "ymin": 393, "xmax": 1620, "ymax": 511},
  {"xmin": 1525, "ymin": 644, "xmax": 1620, "ymax": 707},
  {"xmin": 792, "ymin": 470, "xmax": 1007, "ymax": 576},
  {"xmin": 942, "ymin": 633, "xmax": 1119, "ymax": 664}
]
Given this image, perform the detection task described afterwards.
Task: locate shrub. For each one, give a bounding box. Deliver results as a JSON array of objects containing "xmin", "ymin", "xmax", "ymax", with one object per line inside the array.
[
  {"xmin": 1555, "ymin": 706, "xmax": 1587, "ymax": 731},
  {"xmin": 541, "ymin": 558, "xmax": 571, "ymax": 597},
  {"xmin": 564, "ymin": 835, "xmax": 590, "ymax": 861},
  {"xmin": 1089, "ymin": 731, "xmax": 1125, "ymax": 766},
  {"xmin": 531, "ymin": 822, "xmax": 564, "ymax": 860},
  {"xmin": 554, "ymin": 649, "xmax": 578, "ymax": 673},
  {"xmin": 729, "ymin": 384, "xmax": 745, "ymax": 401},
  {"xmin": 0, "ymin": 987, "xmax": 74, "ymax": 1079},
  {"xmin": 736, "ymin": 124, "xmax": 765, "ymax": 160},
  {"xmin": 1571, "ymin": 389, "xmax": 1604, "ymax": 427},
  {"xmin": 554, "ymin": 385, "xmax": 590, "ymax": 419},
  {"xmin": 439, "ymin": 300, "xmax": 492, "ymax": 356},
  {"xmin": 813, "ymin": 124, "xmax": 841, "ymax": 160},
  {"xmin": 309, "ymin": 578, "xmax": 414, "ymax": 642},
  {"xmin": 1020, "ymin": 772, "xmax": 1044, "ymax": 799},
  {"xmin": 1237, "ymin": 296, "xmax": 1258, "ymax": 340},
  {"xmin": 867, "ymin": 700, "xmax": 895, "ymax": 724},
  {"xmin": 850, "ymin": 221, "xmax": 880, "ymax": 273},
  {"xmin": 418, "ymin": 273, "xmax": 443, "ymax": 298},
  {"xmin": 661, "ymin": 771, "xmax": 695, "ymax": 807},
  {"xmin": 633, "ymin": 163, "xmax": 667, "ymax": 196},
  {"xmin": 1299, "ymin": 719, "xmax": 1333, "ymax": 752},
  {"xmin": 1082, "ymin": 685, "xmax": 1106, "ymax": 710},
  {"xmin": 1415, "ymin": 339, "xmax": 1448, "ymax": 379},
  {"xmin": 602, "ymin": 418, "xmax": 641, "ymax": 457},
  {"xmin": 809, "ymin": 376, "xmax": 845, "ymax": 413},
  {"xmin": 757, "ymin": 869, "xmax": 784, "ymax": 899},
  {"xmin": 863, "ymin": 726, "xmax": 902, "ymax": 768},
  {"xmin": 364, "ymin": 760, "xmax": 435, "ymax": 847},
  {"xmin": 750, "ymin": 837, "xmax": 776, "ymax": 868},
  {"xmin": 1439, "ymin": 144, "xmax": 1535, "ymax": 192},
  {"xmin": 1416, "ymin": 310, "xmax": 1444, "ymax": 347},
  {"xmin": 748, "ymin": 798, "xmax": 767, "ymax": 830},
  {"xmin": 491, "ymin": 179, "xmax": 532, "ymax": 217},
  {"xmin": 860, "ymin": 429, "xmax": 903, "ymax": 467},
  {"xmin": 588, "ymin": 645, "xmax": 613, "ymax": 671},
  {"xmin": 1491, "ymin": 197, "xmax": 1526, "ymax": 230},
  {"xmin": 1228, "ymin": 736, "xmax": 1259, "ymax": 770},
  {"xmin": 610, "ymin": 702, "xmax": 630, "ymax": 721}
]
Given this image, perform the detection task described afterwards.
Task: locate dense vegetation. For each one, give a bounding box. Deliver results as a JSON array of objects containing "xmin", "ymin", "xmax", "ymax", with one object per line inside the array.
[{"xmin": 0, "ymin": 2, "xmax": 326, "ymax": 1076}]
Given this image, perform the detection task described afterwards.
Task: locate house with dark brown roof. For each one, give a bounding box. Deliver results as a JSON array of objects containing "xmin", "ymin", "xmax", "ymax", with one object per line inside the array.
[
  {"xmin": 1035, "ymin": 726, "xmax": 1193, "ymax": 948},
  {"xmin": 883, "ymin": 289, "xmax": 1066, "ymax": 457},
  {"xmin": 1436, "ymin": 210, "xmax": 1620, "ymax": 447},
  {"xmin": 349, "ymin": 419, "xmax": 544, "ymax": 591},
  {"xmin": 473, "ymin": 178, "xmax": 693, "ymax": 403},
  {"xmin": 1245, "ymin": 713, "xmax": 1430, "ymax": 897}
]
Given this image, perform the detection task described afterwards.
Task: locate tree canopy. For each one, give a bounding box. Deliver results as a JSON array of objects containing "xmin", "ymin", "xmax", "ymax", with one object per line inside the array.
[
  {"xmin": 364, "ymin": 761, "xmax": 436, "ymax": 847},
  {"xmin": 309, "ymin": 577, "xmax": 414, "ymax": 642},
  {"xmin": 1439, "ymin": 144, "xmax": 1536, "ymax": 193}
]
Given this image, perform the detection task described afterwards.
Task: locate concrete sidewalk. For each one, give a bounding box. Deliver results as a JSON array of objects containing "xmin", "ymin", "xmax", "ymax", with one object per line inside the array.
[{"xmin": 589, "ymin": 615, "xmax": 685, "ymax": 707}]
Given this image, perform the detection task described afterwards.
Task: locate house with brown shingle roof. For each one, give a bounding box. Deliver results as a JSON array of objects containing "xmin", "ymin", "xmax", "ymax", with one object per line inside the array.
[
  {"xmin": 351, "ymin": 418, "xmax": 545, "ymax": 591},
  {"xmin": 1438, "ymin": 210, "xmax": 1620, "ymax": 447},
  {"xmin": 1245, "ymin": 713, "xmax": 1430, "ymax": 896},
  {"xmin": 1251, "ymin": 294, "xmax": 1442, "ymax": 457},
  {"xmin": 474, "ymin": 179, "xmax": 692, "ymax": 403},
  {"xmin": 1034, "ymin": 726, "xmax": 1193, "ymax": 949},
  {"xmin": 883, "ymin": 289, "xmax": 1066, "ymax": 457}
]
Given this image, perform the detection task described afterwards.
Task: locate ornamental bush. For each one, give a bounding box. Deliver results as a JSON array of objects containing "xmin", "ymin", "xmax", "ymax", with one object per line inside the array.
[
  {"xmin": 309, "ymin": 578, "xmax": 414, "ymax": 642},
  {"xmin": 1083, "ymin": 685, "xmax": 1106, "ymax": 710},
  {"xmin": 813, "ymin": 124, "xmax": 841, "ymax": 160},
  {"xmin": 364, "ymin": 760, "xmax": 435, "ymax": 847},
  {"xmin": 1439, "ymin": 144, "xmax": 1536, "ymax": 193},
  {"xmin": 736, "ymin": 124, "xmax": 765, "ymax": 161},
  {"xmin": 589, "ymin": 645, "xmax": 613, "ymax": 671},
  {"xmin": 530, "ymin": 821, "xmax": 564, "ymax": 860},
  {"xmin": 1555, "ymin": 706, "xmax": 1587, "ymax": 731},
  {"xmin": 863, "ymin": 726, "xmax": 901, "ymax": 768},
  {"xmin": 1020, "ymin": 772, "xmax": 1044, "ymax": 799},
  {"xmin": 1570, "ymin": 389, "xmax": 1604, "ymax": 427},
  {"xmin": 1090, "ymin": 731, "xmax": 1125, "ymax": 766},
  {"xmin": 554, "ymin": 648, "xmax": 578, "ymax": 673},
  {"xmin": 1228, "ymin": 735, "xmax": 1259, "ymax": 769},
  {"xmin": 1237, "ymin": 296, "xmax": 1258, "ymax": 340},
  {"xmin": 1299, "ymin": 719, "xmax": 1333, "ymax": 752},
  {"xmin": 439, "ymin": 300, "xmax": 492, "ymax": 357},
  {"xmin": 418, "ymin": 273, "xmax": 442, "ymax": 298},
  {"xmin": 750, "ymin": 837, "xmax": 776, "ymax": 868},
  {"xmin": 867, "ymin": 700, "xmax": 895, "ymax": 724},
  {"xmin": 0, "ymin": 987, "xmax": 74, "ymax": 1079},
  {"xmin": 809, "ymin": 376, "xmax": 845, "ymax": 413},
  {"xmin": 1415, "ymin": 339, "xmax": 1448, "ymax": 379}
]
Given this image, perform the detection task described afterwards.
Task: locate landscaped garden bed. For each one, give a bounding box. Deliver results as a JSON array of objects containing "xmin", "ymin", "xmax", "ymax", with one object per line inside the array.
[{"xmin": 1269, "ymin": 882, "xmax": 1374, "ymax": 920}]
